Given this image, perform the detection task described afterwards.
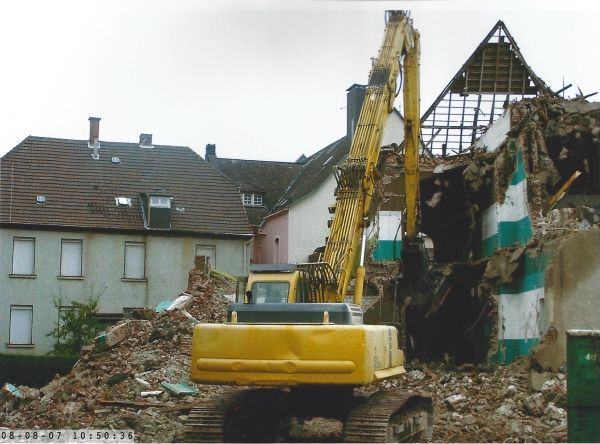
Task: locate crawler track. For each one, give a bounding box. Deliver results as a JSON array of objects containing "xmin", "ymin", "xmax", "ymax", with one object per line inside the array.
[
  {"xmin": 185, "ymin": 388, "xmax": 432, "ymax": 443},
  {"xmin": 185, "ymin": 388, "xmax": 287, "ymax": 443},
  {"xmin": 343, "ymin": 391, "xmax": 433, "ymax": 442},
  {"xmin": 185, "ymin": 390, "xmax": 242, "ymax": 442}
]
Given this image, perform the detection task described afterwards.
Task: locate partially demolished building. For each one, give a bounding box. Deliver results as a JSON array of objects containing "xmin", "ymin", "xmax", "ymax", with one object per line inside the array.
[{"xmin": 362, "ymin": 21, "xmax": 599, "ymax": 369}]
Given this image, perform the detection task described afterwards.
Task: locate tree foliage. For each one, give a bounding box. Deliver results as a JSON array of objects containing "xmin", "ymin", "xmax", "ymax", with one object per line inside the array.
[{"xmin": 46, "ymin": 288, "xmax": 104, "ymax": 356}]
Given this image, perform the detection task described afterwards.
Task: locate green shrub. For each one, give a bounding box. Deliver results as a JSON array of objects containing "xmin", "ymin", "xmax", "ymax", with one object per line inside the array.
[{"xmin": 46, "ymin": 288, "xmax": 104, "ymax": 355}]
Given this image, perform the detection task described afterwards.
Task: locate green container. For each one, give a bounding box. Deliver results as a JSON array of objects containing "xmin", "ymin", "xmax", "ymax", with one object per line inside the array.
[{"xmin": 567, "ymin": 330, "xmax": 600, "ymax": 443}]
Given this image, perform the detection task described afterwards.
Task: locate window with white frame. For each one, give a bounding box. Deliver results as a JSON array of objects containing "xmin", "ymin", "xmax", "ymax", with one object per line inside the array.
[
  {"xmin": 12, "ymin": 237, "xmax": 35, "ymax": 276},
  {"xmin": 150, "ymin": 196, "xmax": 171, "ymax": 208},
  {"xmin": 124, "ymin": 242, "xmax": 146, "ymax": 280},
  {"xmin": 242, "ymin": 193, "xmax": 263, "ymax": 207},
  {"xmin": 60, "ymin": 239, "xmax": 83, "ymax": 277},
  {"xmin": 9, "ymin": 305, "xmax": 33, "ymax": 345}
]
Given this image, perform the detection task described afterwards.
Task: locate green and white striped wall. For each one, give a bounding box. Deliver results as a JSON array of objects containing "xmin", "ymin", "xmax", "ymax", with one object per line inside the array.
[
  {"xmin": 371, "ymin": 141, "xmax": 552, "ymax": 364},
  {"xmin": 483, "ymin": 141, "xmax": 550, "ymax": 364},
  {"xmin": 482, "ymin": 144, "xmax": 533, "ymax": 257},
  {"xmin": 487, "ymin": 250, "xmax": 555, "ymax": 364}
]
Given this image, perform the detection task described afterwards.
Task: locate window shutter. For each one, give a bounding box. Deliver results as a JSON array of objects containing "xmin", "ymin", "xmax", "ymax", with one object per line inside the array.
[
  {"xmin": 10, "ymin": 306, "xmax": 33, "ymax": 344},
  {"xmin": 12, "ymin": 238, "xmax": 35, "ymax": 275},
  {"xmin": 125, "ymin": 243, "xmax": 145, "ymax": 279},
  {"xmin": 61, "ymin": 240, "xmax": 83, "ymax": 277}
]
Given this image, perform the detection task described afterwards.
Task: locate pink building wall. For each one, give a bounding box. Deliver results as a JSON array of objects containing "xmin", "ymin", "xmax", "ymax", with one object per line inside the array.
[{"xmin": 258, "ymin": 210, "xmax": 289, "ymax": 264}]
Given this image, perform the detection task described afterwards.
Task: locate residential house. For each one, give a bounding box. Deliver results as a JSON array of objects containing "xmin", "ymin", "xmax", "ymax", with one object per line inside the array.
[
  {"xmin": 0, "ymin": 118, "xmax": 252, "ymax": 354},
  {"xmin": 205, "ymin": 144, "xmax": 304, "ymax": 265},
  {"xmin": 271, "ymin": 84, "xmax": 406, "ymax": 265},
  {"xmin": 209, "ymin": 84, "xmax": 406, "ymax": 267}
]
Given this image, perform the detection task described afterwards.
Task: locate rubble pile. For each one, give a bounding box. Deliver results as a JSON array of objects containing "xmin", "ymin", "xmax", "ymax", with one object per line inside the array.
[
  {"xmin": 0, "ymin": 254, "xmax": 572, "ymax": 443},
  {"xmin": 362, "ymin": 357, "xmax": 568, "ymax": 443},
  {"xmin": 0, "ymin": 261, "xmax": 235, "ymax": 443}
]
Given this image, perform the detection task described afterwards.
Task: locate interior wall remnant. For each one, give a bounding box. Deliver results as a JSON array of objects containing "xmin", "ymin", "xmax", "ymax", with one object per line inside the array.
[
  {"xmin": 420, "ymin": 167, "xmax": 473, "ymax": 263},
  {"xmin": 367, "ymin": 148, "xmax": 494, "ymax": 365},
  {"xmin": 364, "ymin": 98, "xmax": 599, "ymax": 367},
  {"xmin": 531, "ymin": 229, "xmax": 600, "ymax": 371},
  {"xmin": 473, "ymin": 97, "xmax": 600, "ymax": 365}
]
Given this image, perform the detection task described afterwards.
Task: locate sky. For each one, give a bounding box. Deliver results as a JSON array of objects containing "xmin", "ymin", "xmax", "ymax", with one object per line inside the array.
[{"xmin": 1, "ymin": 1, "xmax": 598, "ymax": 162}]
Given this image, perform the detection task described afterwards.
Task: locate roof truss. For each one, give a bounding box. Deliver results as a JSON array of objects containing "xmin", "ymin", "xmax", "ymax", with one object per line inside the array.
[{"xmin": 420, "ymin": 20, "xmax": 554, "ymax": 157}]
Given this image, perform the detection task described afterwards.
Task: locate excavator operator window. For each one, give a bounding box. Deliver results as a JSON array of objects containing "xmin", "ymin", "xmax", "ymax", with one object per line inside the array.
[{"xmin": 251, "ymin": 282, "xmax": 289, "ymax": 303}]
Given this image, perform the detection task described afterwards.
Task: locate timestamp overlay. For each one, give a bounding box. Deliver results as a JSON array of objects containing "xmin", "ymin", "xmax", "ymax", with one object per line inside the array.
[{"xmin": 0, "ymin": 430, "xmax": 134, "ymax": 443}]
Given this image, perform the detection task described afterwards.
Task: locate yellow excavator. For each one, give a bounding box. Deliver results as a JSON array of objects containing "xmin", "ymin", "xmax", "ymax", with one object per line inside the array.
[{"xmin": 187, "ymin": 11, "xmax": 433, "ymax": 442}]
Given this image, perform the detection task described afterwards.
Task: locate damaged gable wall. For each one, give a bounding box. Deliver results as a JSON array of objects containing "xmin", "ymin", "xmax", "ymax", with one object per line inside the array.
[
  {"xmin": 364, "ymin": 97, "xmax": 599, "ymax": 367},
  {"xmin": 473, "ymin": 97, "xmax": 600, "ymax": 365}
]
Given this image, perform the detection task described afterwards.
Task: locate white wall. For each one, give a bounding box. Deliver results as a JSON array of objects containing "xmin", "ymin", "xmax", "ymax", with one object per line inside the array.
[
  {"xmin": 288, "ymin": 176, "xmax": 337, "ymax": 264},
  {"xmin": 474, "ymin": 109, "xmax": 511, "ymax": 153},
  {"xmin": 286, "ymin": 111, "xmax": 406, "ymax": 264},
  {"xmin": 0, "ymin": 227, "xmax": 249, "ymax": 354},
  {"xmin": 381, "ymin": 111, "xmax": 405, "ymax": 146}
]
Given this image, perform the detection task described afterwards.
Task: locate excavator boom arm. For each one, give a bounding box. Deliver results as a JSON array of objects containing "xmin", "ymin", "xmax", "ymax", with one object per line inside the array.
[{"xmin": 322, "ymin": 11, "xmax": 420, "ymax": 303}]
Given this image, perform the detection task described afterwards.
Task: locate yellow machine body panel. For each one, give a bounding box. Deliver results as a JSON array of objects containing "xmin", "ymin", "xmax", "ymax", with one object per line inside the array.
[{"xmin": 191, "ymin": 323, "xmax": 405, "ymax": 386}]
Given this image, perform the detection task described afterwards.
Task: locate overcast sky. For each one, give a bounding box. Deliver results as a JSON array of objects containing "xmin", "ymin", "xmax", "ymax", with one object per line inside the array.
[{"xmin": 1, "ymin": 1, "xmax": 598, "ymax": 162}]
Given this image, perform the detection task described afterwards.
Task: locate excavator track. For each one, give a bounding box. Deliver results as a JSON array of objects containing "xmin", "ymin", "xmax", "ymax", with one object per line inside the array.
[
  {"xmin": 185, "ymin": 388, "xmax": 288, "ymax": 443},
  {"xmin": 186, "ymin": 387, "xmax": 431, "ymax": 443},
  {"xmin": 185, "ymin": 390, "xmax": 242, "ymax": 442},
  {"xmin": 342, "ymin": 391, "xmax": 433, "ymax": 442}
]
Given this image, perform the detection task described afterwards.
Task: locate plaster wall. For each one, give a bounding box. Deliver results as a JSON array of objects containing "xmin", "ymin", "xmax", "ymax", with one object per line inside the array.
[
  {"xmin": 288, "ymin": 176, "xmax": 336, "ymax": 264},
  {"xmin": 542, "ymin": 230, "xmax": 600, "ymax": 367},
  {"xmin": 482, "ymin": 148, "xmax": 533, "ymax": 257},
  {"xmin": 260, "ymin": 212, "xmax": 289, "ymax": 264},
  {"xmin": 474, "ymin": 109, "xmax": 511, "ymax": 153},
  {"xmin": 381, "ymin": 112, "xmax": 405, "ymax": 146},
  {"xmin": 0, "ymin": 227, "xmax": 248, "ymax": 354}
]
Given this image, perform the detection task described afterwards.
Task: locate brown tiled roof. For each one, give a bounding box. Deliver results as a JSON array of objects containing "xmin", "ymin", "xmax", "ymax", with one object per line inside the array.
[
  {"xmin": 273, "ymin": 136, "xmax": 349, "ymax": 211},
  {"xmin": 208, "ymin": 158, "xmax": 304, "ymax": 226},
  {"xmin": 0, "ymin": 136, "xmax": 252, "ymax": 237}
]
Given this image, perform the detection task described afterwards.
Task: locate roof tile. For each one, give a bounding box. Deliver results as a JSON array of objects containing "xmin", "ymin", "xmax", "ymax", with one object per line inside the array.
[{"xmin": 0, "ymin": 137, "xmax": 252, "ymax": 236}]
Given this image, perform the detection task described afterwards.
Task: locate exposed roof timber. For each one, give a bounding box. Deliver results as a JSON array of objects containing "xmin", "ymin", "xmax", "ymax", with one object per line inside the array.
[{"xmin": 420, "ymin": 20, "xmax": 555, "ymax": 157}]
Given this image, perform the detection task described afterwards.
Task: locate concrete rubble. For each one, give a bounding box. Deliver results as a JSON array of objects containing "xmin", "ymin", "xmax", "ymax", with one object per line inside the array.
[
  {"xmin": 2, "ymin": 269, "xmax": 572, "ymax": 443},
  {"xmin": 0, "ymin": 261, "xmax": 233, "ymax": 443},
  {"xmin": 358, "ymin": 356, "xmax": 569, "ymax": 443}
]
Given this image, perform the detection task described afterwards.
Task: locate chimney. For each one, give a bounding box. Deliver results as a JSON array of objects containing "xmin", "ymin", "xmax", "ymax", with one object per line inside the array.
[
  {"xmin": 88, "ymin": 117, "xmax": 101, "ymax": 148},
  {"xmin": 140, "ymin": 134, "xmax": 153, "ymax": 148},
  {"xmin": 346, "ymin": 84, "xmax": 366, "ymax": 144},
  {"xmin": 205, "ymin": 144, "xmax": 216, "ymax": 162}
]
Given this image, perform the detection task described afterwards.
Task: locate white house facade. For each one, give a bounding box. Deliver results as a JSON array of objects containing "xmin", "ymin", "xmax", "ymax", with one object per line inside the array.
[{"xmin": 0, "ymin": 120, "xmax": 252, "ymax": 354}]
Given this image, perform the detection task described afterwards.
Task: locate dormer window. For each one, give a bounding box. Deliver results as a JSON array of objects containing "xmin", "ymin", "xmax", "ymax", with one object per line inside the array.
[
  {"xmin": 242, "ymin": 193, "xmax": 263, "ymax": 207},
  {"xmin": 150, "ymin": 196, "xmax": 171, "ymax": 208},
  {"xmin": 142, "ymin": 193, "xmax": 173, "ymax": 229}
]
